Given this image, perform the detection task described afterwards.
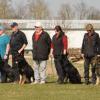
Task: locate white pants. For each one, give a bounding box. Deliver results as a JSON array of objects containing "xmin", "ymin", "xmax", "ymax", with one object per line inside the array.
[{"xmin": 34, "ymin": 60, "xmax": 47, "ymax": 82}]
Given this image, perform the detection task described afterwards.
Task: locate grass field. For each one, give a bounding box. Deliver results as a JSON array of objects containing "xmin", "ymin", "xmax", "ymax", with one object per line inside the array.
[
  {"xmin": 0, "ymin": 77, "xmax": 100, "ymax": 100},
  {"xmin": 0, "ymin": 54, "xmax": 99, "ymax": 100}
]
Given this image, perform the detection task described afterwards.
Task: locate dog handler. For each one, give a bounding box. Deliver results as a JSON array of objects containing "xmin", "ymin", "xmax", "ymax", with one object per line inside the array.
[
  {"xmin": 10, "ymin": 22, "xmax": 28, "ymax": 83},
  {"xmin": 81, "ymin": 24, "xmax": 100, "ymax": 85},
  {"xmin": 50, "ymin": 25, "xmax": 68, "ymax": 84},
  {"xmin": 0, "ymin": 26, "xmax": 10, "ymax": 82},
  {"xmin": 32, "ymin": 22, "xmax": 51, "ymax": 84}
]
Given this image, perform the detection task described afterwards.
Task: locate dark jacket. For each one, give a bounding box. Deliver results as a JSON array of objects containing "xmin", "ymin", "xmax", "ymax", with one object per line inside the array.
[
  {"xmin": 10, "ymin": 30, "xmax": 28, "ymax": 54},
  {"xmin": 81, "ymin": 32, "xmax": 99, "ymax": 58},
  {"xmin": 32, "ymin": 31, "xmax": 51, "ymax": 60},
  {"xmin": 52, "ymin": 32, "xmax": 65, "ymax": 58},
  {"xmin": 97, "ymin": 37, "xmax": 100, "ymax": 55}
]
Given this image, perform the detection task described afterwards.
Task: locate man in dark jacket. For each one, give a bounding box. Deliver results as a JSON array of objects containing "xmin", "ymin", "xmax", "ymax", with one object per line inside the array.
[
  {"xmin": 10, "ymin": 22, "xmax": 28, "ymax": 83},
  {"xmin": 32, "ymin": 22, "xmax": 51, "ymax": 84},
  {"xmin": 81, "ymin": 24, "xmax": 100, "ymax": 85}
]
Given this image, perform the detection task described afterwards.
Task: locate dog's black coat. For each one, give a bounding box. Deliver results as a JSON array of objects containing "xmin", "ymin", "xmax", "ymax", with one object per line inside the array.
[
  {"xmin": 62, "ymin": 56, "xmax": 81, "ymax": 84},
  {"xmin": 13, "ymin": 54, "xmax": 34, "ymax": 83},
  {"xmin": 0, "ymin": 56, "xmax": 15, "ymax": 83},
  {"xmin": 0, "ymin": 54, "xmax": 34, "ymax": 83}
]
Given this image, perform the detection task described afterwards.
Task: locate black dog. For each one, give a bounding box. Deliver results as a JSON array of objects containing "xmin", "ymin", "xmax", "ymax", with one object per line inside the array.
[
  {"xmin": 62, "ymin": 56, "xmax": 81, "ymax": 84},
  {"xmin": 0, "ymin": 56, "xmax": 15, "ymax": 83},
  {"xmin": 13, "ymin": 53, "xmax": 34, "ymax": 84}
]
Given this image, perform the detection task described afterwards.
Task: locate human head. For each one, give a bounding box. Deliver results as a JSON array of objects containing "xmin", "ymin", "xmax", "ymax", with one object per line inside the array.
[
  {"xmin": 54, "ymin": 25, "xmax": 63, "ymax": 34},
  {"xmin": 34, "ymin": 22, "xmax": 43, "ymax": 33},
  {"xmin": 10, "ymin": 22, "xmax": 18, "ymax": 32},
  {"xmin": 0, "ymin": 26, "xmax": 5, "ymax": 35},
  {"xmin": 85, "ymin": 24, "xmax": 94, "ymax": 33}
]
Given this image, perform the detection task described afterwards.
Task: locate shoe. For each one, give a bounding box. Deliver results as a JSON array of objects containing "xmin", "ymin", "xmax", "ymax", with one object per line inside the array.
[
  {"xmin": 95, "ymin": 77, "xmax": 100, "ymax": 85},
  {"xmin": 13, "ymin": 81, "xmax": 19, "ymax": 84},
  {"xmin": 91, "ymin": 81, "xmax": 96, "ymax": 85},
  {"xmin": 91, "ymin": 78, "xmax": 96, "ymax": 85},
  {"xmin": 32, "ymin": 81, "xmax": 39, "ymax": 84},
  {"xmin": 85, "ymin": 79, "xmax": 89, "ymax": 85},
  {"xmin": 57, "ymin": 80, "xmax": 64, "ymax": 84},
  {"xmin": 40, "ymin": 81, "xmax": 45, "ymax": 84}
]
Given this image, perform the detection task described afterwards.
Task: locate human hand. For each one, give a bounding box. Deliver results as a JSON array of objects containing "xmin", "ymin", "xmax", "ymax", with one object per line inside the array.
[
  {"xmin": 50, "ymin": 53, "xmax": 53, "ymax": 58},
  {"xmin": 81, "ymin": 54, "xmax": 84, "ymax": 59},
  {"xmin": 18, "ymin": 49, "xmax": 22, "ymax": 54},
  {"xmin": 4, "ymin": 54, "xmax": 8, "ymax": 60}
]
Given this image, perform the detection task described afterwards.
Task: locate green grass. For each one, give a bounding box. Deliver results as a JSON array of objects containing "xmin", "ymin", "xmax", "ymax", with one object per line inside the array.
[
  {"xmin": 0, "ymin": 77, "xmax": 100, "ymax": 100},
  {"xmin": 6, "ymin": 56, "xmax": 100, "ymax": 100}
]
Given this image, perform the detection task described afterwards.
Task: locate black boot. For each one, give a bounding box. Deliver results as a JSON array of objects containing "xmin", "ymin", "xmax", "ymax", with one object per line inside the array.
[
  {"xmin": 85, "ymin": 78, "xmax": 89, "ymax": 85},
  {"xmin": 57, "ymin": 78, "xmax": 64, "ymax": 84}
]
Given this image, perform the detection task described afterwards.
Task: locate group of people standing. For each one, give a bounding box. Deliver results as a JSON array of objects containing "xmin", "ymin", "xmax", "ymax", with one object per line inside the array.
[
  {"xmin": 0, "ymin": 22, "xmax": 100, "ymax": 85},
  {"xmin": 0, "ymin": 22, "xmax": 28, "ymax": 82},
  {"xmin": 32, "ymin": 23, "xmax": 68, "ymax": 84}
]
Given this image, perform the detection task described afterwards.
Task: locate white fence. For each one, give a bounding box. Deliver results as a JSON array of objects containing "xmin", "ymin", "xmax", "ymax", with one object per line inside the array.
[
  {"xmin": 24, "ymin": 30, "xmax": 100, "ymax": 50},
  {"xmin": 0, "ymin": 20, "xmax": 100, "ymax": 50}
]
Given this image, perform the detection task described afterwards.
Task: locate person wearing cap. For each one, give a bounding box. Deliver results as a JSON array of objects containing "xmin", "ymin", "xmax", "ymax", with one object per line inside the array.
[
  {"xmin": 32, "ymin": 22, "xmax": 51, "ymax": 84},
  {"xmin": 0, "ymin": 26, "xmax": 10, "ymax": 82},
  {"xmin": 81, "ymin": 24, "xmax": 100, "ymax": 85},
  {"xmin": 10, "ymin": 22, "xmax": 28, "ymax": 83}
]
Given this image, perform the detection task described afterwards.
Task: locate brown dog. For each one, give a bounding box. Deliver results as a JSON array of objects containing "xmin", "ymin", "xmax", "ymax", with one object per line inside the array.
[
  {"xmin": 13, "ymin": 54, "xmax": 34, "ymax": 85},
  {"xmin": 19, "ymin": 74, "xmax": 27, "ymax": 85},
  {"xmin": 18, "ymin": 60, "xmax": 34, "ymax": 85},
  {"xmin": 95, "ymin": 56, "xmax": 100, "ymax": 85}
]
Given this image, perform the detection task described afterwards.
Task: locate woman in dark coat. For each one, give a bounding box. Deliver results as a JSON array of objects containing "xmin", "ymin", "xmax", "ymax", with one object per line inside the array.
[{"xmin": 50, "ymin": 25, "xmax": 68, "ymax": 84}]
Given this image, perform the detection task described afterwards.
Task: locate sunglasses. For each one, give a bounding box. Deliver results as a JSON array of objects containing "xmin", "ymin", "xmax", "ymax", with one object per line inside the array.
[{"xmin": 35, "ymin": 26, "xmax": 39, "ymax": 28}]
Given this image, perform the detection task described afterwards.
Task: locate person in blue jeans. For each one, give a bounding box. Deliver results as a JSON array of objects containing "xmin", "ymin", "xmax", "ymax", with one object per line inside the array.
[{"xmin": 0, "ymin": 26, "xmax": 10, "ymax": 82}]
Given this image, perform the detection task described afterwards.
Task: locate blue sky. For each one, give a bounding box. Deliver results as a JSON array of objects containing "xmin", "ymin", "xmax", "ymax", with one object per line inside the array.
[{"xmin": 12, "ymin": 0, "xmax": 100, "ymax": 16}]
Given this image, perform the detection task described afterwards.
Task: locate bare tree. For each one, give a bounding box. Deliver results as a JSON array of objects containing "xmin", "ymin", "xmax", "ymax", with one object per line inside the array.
[
  {"xmin": 57, "ymin": 4, "xmax": 74, "ymax": 20},
  {"xmin": 56, "ymin": 4, "xmax": 73, "ymax": 31},
  {"xmin": 12, "ymin": 4, "xmax": 28, "ymax": 19},
  {"xmin": 87, "ymin": 7, "xmax": 100, "ymax": 20},
  {"xmin": 27, "ymin": 0, "xmax": 51, "ymax": 19},
  {"xmin": 7, "ymin": 0, "xmax": 30, "ymax": 19},
  {"xmin": 74, "ymin": 1, "xmax": 89, "ymax": 19},
  {"xmin": 0, "ymin": 0, "xmax": 12, "ymax": 19}
]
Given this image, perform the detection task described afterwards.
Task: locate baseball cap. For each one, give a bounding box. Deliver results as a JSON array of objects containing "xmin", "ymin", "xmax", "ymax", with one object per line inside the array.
[
  {"xmin": 34, "ymin": 22, "xmax": 43, "ymax": 28},
  {"xmin": 10, "ymin": 22, "xmax": 18, "ymax": 27}
]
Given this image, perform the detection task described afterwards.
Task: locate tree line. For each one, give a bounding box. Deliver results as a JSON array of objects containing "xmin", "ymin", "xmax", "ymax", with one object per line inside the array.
[{"xmin": 0, "ymin": 0, "xmax": 100, "ymax": 20}]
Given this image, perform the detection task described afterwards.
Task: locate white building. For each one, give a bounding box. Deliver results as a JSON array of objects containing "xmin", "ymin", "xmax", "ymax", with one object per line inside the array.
[{"xmin": 0, "ymin": 20, "xmax": 100, "ymax": 50}]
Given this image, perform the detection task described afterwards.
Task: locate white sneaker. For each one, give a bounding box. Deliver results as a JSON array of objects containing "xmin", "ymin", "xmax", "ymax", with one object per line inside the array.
[
  {"xmin": 40, "ymin": 81, "xmax": 45, "ymax": 84},
  {"xmin": 32, "ymin": 81, "xmax": 39, "ymax": 84}
]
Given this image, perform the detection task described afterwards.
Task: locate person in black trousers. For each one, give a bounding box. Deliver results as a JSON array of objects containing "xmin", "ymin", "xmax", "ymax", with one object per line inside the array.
[
  {"xmin": 10, "ymin": 22, "xmax": 28, "ymax": 83},
  {"xmin": 0, "ymin": 26, "xmax": 10, "ymax": 82},
  {"xmin": 81, "ymin": 24, "xmax": 100, "ymax": 85},
  {"xmin": 50, "ymin": 25, "xmax": 68, "ymax": 84}
]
